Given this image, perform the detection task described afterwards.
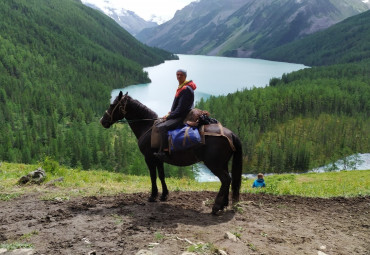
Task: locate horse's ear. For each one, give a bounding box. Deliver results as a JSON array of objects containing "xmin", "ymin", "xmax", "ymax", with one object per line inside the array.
[
  {"xmin": 118, "ymin": 91, "xmax": 123, "ymax": 99},
  {"xmin": 125, "ymin": 92, "xmax": 128, "ymax": 96}
]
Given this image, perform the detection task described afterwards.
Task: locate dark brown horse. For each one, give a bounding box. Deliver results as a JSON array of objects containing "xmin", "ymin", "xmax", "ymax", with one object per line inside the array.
[{"xmin": 100, "ymin": 91, "xmax": 242, "ymax": 214}]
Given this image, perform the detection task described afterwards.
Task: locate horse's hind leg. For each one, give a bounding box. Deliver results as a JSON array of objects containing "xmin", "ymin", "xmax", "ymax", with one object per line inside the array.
[
  {"xmin": 157, "ymin": 162, "xmax": 169, "ymax": 201},
  {"xmin": 208, "ymin": 164, "xmax": 231, "ymax": 214}
]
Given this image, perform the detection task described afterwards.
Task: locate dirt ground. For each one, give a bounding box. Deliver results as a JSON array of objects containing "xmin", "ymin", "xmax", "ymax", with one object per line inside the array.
[{"xmin": 0, "ymin": 191, "xmax": 369, "ymax": 255}]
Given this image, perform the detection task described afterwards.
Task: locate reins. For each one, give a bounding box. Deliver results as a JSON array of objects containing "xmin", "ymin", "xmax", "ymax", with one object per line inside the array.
[
  {"xmin": 117, "ymin": 118, "xmax": 159, "ymax": 124},
  {"xmin": 106, "ymin": 93, "xmax": 159, "ymax": 142},
  {"xmin": 108, "ymin": 93, "xmax": 159, "ymax": 125}
]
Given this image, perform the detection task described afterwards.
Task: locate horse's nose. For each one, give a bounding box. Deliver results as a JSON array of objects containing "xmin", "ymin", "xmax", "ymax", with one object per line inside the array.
[
  {"xmin": 100, "ymin": 117, "xmax": 106, "ymax": 127},
  {"xmin": 100, "ymin": 117, "xmax": 110, "ymax": 128}
]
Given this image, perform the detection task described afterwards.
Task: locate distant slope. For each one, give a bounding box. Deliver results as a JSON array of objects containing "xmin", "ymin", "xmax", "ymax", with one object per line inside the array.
[
  {"xmin": 136, "ymin": 0, "xmax": 369, "ymax": 58},
  {"xmin": 259, "ymin": 10, "xmax": 370, "ymax": 66}
]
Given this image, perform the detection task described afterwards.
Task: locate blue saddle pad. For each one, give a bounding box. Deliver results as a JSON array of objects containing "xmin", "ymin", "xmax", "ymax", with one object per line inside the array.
[{"xmin": 168, "ymin": 125, "xmax": 201, "ymax": 152}]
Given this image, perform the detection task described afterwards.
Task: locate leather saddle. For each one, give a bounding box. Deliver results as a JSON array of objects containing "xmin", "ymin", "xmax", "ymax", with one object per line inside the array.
[{"xmin": 151, "ymin": 109, "xmax": 235, "ymax": 151}]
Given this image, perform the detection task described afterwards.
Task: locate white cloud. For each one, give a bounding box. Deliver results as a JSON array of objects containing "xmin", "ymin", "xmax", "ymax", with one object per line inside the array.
[{"xmin": 82, "ymin": 0, "xmax": 196, "ymax": 21}]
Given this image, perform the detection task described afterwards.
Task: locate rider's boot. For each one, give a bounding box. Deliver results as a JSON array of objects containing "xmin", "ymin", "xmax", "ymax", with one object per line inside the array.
[{"xmin": 154, "ymin": 130, "xmax": 169, "ymax": 160}]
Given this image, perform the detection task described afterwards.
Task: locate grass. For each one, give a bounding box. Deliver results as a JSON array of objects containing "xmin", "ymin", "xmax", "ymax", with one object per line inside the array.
[
  {"xmin": 0, "ymin": 242, "xmax": 34, "ymax": 251},
  {"xmin": 243, "ymin": 171, "xmax": 370, "ymax": 197},
  {"xmin": 0, "ymin": 161, "xmax": 369, "ymax": 201}
]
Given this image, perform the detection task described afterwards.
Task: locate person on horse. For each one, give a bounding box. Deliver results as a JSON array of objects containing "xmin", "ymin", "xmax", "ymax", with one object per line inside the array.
[{"xmin": 154, "ymin": 69, "xmax": 197, "ymax": 160}]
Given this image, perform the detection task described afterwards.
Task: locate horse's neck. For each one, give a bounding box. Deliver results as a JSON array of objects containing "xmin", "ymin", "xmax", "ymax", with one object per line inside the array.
[{"xmin": 125, "ymin": 98, "xmax": 157, "ymax": 140}]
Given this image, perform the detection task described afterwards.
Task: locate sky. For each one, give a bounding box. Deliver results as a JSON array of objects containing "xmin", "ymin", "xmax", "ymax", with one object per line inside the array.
[{"xmin": 81, "ymin": 0, "xmax": 197, "ymax": 22}]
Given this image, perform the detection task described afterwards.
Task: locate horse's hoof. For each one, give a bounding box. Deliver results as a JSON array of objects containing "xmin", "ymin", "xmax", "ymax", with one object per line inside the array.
[
  {"xmin": 148, "ymin": 196, "xmax": 157, "ymax": 202},
  {"xmin": 212, "ymin": 204, "xmax": 222, "ymax": 215},
  {"xmin": 160, "ymin": 194, "xmax": 168, "ymax": 201}
]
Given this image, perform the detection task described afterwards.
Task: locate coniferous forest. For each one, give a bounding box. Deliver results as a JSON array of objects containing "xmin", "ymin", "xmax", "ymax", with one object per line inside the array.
[
  {"xmin": 0, "ymin": 0, "xmax": 180, "ymax": 176},
  {"xmin": 0, "ymin": 0, "xmax": 369, "ymax": 176}
]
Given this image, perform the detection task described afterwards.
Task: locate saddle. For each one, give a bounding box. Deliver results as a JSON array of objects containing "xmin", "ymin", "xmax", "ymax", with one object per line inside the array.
[{"xmin": 151, "ymin": 109, "xmax": 235, "ymax": 152}]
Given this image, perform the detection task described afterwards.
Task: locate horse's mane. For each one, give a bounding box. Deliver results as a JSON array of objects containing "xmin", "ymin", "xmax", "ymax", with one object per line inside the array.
[{"xmin": 128, "ymin": 96, "xmax": 158, "ymax": 119}]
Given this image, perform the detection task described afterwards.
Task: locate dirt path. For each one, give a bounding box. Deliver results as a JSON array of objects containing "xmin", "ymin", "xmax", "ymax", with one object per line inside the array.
[{"xmin": 0, "ymin": 192, "xmax": 369, "ymax": 255}]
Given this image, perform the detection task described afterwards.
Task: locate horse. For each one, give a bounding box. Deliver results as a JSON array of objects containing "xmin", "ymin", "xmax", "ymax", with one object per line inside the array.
[{"xmin": 100, "ymin": 91, "xmax": 243, "ymax": 214}]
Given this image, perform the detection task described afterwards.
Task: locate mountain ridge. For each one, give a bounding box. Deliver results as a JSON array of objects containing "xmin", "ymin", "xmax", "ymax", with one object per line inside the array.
[
  {"xmin": 136, "ymin": 0, "xmax": 370, "ymax": 58},
  {"xmin": 259, "ymin": 10, "xmax": 370, "ymax": 66},
  {"xmin": 82, "ymin": 2, "xmax": 159, "ymax": 35}
]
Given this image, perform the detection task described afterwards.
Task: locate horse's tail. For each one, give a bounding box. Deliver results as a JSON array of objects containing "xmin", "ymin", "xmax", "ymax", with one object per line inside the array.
[{"xmin": 231, "ymin": 133, "xmax": 243, "ymax": 203}]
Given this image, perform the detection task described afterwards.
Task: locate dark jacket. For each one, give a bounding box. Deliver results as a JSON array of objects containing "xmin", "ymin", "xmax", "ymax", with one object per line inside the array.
[{"xmin": 167, "ymin": 85, "xmax": 195, "ymax": 120}]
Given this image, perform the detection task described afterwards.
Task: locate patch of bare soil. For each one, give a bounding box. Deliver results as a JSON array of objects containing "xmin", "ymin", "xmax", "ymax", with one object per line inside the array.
[{"xmin": 0, "ymin": 191, "xmax": 369, "ymax": 255}]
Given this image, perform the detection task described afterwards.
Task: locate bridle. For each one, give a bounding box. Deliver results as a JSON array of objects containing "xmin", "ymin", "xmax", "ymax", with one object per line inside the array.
[{"xmin": 105, "ymin": 93, "xmax": 128, "ymax": 124}]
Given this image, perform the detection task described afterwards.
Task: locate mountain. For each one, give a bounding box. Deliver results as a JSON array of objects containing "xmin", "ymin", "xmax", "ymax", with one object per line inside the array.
[
  {"xmin": 258, "ymin": 10, "xmax": 370, "ymax": 66},
  {"xmin": 136, "ymin": 0, "xmax": 370, "ymax": 58},
  {"xmin": 83, "ymin": 2, "xmax": 158, "ymax": 36}
]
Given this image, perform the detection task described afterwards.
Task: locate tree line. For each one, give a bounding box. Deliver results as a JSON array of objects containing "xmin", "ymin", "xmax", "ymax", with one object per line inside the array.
[
  {"xmin": 197, "ymin": 61, "xmax": 369, "ymax": 173},
  {"xmin": 0, "ymin": 0, "xmax": 189, "ymax": 177}
]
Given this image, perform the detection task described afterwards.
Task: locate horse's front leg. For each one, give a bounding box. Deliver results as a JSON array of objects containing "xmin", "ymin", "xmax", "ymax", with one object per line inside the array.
[
  {"xmin": 146, "ymin": 158, "xmax": 158, "ymax": 202},
  {"xmin": 157, "ymin": 161, "xmax": 168, "ymax": 201}
]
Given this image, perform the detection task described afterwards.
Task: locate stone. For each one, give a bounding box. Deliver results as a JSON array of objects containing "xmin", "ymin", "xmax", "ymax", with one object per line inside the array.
[
  {"xmin": 319, "ymin": 245, "xmax": 326, "ymax": 250},
  {"xmin": 218, "ymin": 249, "xmax": 228, "ymax": 255},
  {"xmin": 318, "ymin": 251, "xmax": 328, "ymax": 255},
  {"xmin": 18, "ymin": 168, "xmax": 46, "ymax": 185},
  {"xmin": 1, "ymin": 249, "xmax": 34, "ymax": 255},
  {"xmin": 224, "ymin": 231, "xmax": 238, "ymax": 242},
  {"xmin": 135, "ymin": 250, "xmax": 154, "ymax": 255}
]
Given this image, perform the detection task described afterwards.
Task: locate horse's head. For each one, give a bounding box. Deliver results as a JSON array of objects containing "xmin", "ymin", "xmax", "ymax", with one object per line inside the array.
[{"xmin": 100, "ymin": 91, "xmax": 128, "ymax": 128}]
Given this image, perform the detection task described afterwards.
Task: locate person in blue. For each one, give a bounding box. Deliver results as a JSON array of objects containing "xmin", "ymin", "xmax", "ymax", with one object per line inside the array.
[{"xmin": 252, "ymin": 173, "xmax": 266, "ymax": 188}]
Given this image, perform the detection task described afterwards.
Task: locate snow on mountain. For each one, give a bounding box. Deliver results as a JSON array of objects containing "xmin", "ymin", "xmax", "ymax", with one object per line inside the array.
[{"xmin": 82, "ymin": 1, "xmax": 158, "ymax": 36}]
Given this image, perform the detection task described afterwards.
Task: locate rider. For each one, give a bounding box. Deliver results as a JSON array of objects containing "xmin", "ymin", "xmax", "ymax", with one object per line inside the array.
[{"xmin": 154, "ymin": 69, "xmax": 197, "ymax": 159}]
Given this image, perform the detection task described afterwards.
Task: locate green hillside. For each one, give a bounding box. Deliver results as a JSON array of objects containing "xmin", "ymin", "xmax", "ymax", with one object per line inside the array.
[
  {"xmin": 0, "ymin": 0, "xmax": 176, "ymax": 172},
  {"xmin": 259, "ymin": 10, "xmax": 370, "ymax": 66},
  {"xmin": 197, "ymin": 63, "xmax": 370, "ymax": 173}
]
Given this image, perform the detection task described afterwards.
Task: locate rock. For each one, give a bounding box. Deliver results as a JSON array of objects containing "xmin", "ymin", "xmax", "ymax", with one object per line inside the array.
[
  {"xmin": 82, "ymin": 238, "xmax": 91, "ymax": 244},
  {"xmin": 319, "ymin": 245, "xmax": 326, "ymax": 250},
  {"xmin": 217, "ymin": 250, "xmax": 228, "ymax": 255},
  {"xmin": 18, "ymin": 168, "xmax": 46, "ymax": 185},
  {"xmin": 46, "ymin": 177, "xmax": 64, "ymax": 186},
  {"xmin": 87, "ymin": 251, "xmax": 96, "ymax": 255},
  {"xmin": 136, "ymin": 250, "xmax": 154, "ymax": 255},
  {"xmin": 224, "ymin": 231, "xmax": 238, "ymax": 242},
  {"xmin": 318, "ymin": 251, "xmax": 328, "ymax": 255},
  {"xmin": 0, "ymin": 249, "xmax": 34, "ymax": 255}
]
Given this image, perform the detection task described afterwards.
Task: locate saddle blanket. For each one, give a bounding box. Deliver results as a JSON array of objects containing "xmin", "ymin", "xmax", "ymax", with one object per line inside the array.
[{"xmin": 168, "ymin": 125, "xmax": 202, "ymax": 153}]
